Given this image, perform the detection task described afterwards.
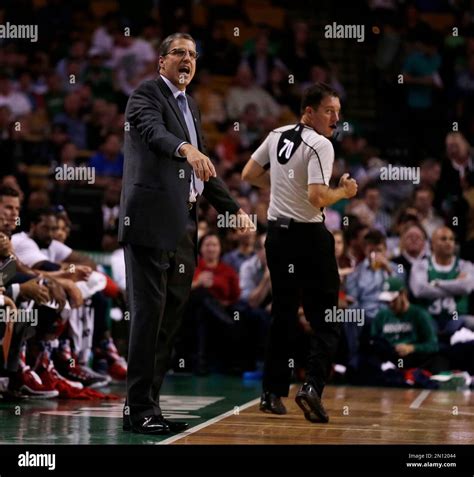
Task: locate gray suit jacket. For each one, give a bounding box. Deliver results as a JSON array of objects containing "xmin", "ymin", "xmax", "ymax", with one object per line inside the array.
[{"xmin": 118, "ymin": 76, "xmax": 239, "ymax": 251}]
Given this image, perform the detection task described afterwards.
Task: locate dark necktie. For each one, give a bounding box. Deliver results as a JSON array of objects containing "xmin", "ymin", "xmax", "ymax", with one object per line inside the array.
[{"xmin": 177, "ymin": 93, "xmax": 204, "ymax": 196}]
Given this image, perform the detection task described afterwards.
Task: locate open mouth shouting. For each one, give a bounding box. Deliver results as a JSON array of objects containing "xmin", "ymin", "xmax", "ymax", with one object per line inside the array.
[{"xmin": 178, "ymin": 64, "xmax": 192, "ymax": 81}]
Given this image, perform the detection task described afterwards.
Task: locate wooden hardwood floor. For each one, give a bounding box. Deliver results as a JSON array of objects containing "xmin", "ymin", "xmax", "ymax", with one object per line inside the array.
[{"xmin": 171, "ymin": 385, "xmax": 474, "ymax": 445}]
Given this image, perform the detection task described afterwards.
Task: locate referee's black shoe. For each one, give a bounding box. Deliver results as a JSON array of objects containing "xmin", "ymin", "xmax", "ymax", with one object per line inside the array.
[
  {"xmin": 259, "ymin": 392, "xmax": 287, "ymax": 415},
  {"xmin": 295, "ymin": 383, "xmax": 329, "ymax": 423}
]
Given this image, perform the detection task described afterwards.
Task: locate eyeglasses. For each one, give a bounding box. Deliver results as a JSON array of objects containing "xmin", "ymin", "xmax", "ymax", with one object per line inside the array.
[{"xmin": 164, "ymin": 48, "xmax": 199, "ymax": 60}]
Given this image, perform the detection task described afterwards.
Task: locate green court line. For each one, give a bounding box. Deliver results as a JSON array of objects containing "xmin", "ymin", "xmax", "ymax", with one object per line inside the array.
[{"xmin": 0, "ymin": 374, "xmax": 262, "ymax": 445}]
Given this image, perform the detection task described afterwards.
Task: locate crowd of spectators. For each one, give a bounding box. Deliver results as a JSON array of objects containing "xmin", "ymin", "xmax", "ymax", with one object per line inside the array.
[{"xmin": 0, "ymin": 0, "xmax": 474, "ymax": 394}]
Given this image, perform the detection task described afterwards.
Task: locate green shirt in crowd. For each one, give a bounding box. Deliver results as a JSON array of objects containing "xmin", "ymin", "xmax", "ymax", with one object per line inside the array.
[{"xmin": 371, "ymin": 304, "xmax": 439, "ymax": 354}]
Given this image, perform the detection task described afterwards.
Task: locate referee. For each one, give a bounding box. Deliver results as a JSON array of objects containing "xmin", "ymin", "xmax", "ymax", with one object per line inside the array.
[{"xmin": 242, "ymin": 83, "xmax": 357, "ymax": 423}]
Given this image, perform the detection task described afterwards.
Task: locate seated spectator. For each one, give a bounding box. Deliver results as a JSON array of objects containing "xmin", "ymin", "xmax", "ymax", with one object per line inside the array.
[
  {"xmin": 193, "ymin": 69, "xmax": 226, "ymax": 126},
  {"xmin": 59, "ymin": 141, "xmax": 79, "ymax": 167},
  {"xmin": 344, "ymin": 230, "xmax": 404, "ymax": 371},
  {"xmin": 436, "ymin": 132, "xmax": 474, "ymax": 215},
  {"xmin": 53, "ymin": 92, "xmax": 88, "ymax": 150},
  {"xmin": 265, "ymin": 64, "xmax": 299, "ymax": 114},
  {"xmin": 187, "ymin": 233, "xmax": 241, "ymax": 375},
  {"xmin": 241, "ymin": 31, "xmax": 287, "ymax": 88},
  {"xmin": 44, "ymin": 72, "xmax": 65, "ymax": 120},
  {"xmin": 359, "ymin": 276, "xmax": 443, "ymax": 386},
  {"xmin": 110, "ymin": 29, "xmax": 156, "ymax": 97},
  {"xmin": 239, "ymin": 103, "xmax": 264, "ymax": 150},
  {"xmin": 215, "ymin": 121, "xmax": 245, "ymax": 170},
  {"xmin": 54, "ymin": 211, "xmax": 71, "ymax": 244},
  {"xmin": 222, "ymin": 229, "xmax": 256, "ymax": 273},
  {"xmin": 362, "ymin": 185, "xmax": 392, "ymax": 235},
  {"xmin": 89, "ymin": 133, "xmax": 124, "ymax": 183},
  {"xmin": 101, "ymin": 180, "xmax": 121, "ymax": 239},
  {"xmin": 197, "ymin": 219, "xmax": 210, "ymax": 241},
  {"xmin": 226, "ymin": 64, "xmax": 281, "ymax": 127},
  {"xmin": 392, "ymin": 222, "xmax": 429, "ymax": 295},
  {"xmin": 420, "ymin": 158, "xmax": 441, "ymax": 190},
  {"xmin": 239, "ymin": 233, "xmax": 270, "ymax": 305},
  {"xmin": 347, "ymin": 229, "xmax": 403, "ymax": 321},
  {"xmin": 410, "ymin": 226, "xmax": 474, "ymax": 339},
  {"xmin": 81, "ymin": 50, "xmax": 115, "ymax": 103},
  {"xmin": 410, "ymin": 226, "xmax": 474, "ymax": 375},
  {"xmin": 346, "ymin": 199, "xmax": 376, "ymax": 229},
  {"xmin": 386, "ymin": 208, "xmax": 420, "ymax": 258},
  {"xmin": 90, "ymin": 12, "xmax": 118, "ymax": 60},
  {"xmin": 0, "ymin": 73, "xmax": 32, "ymax": 119},
  {"xmin": 55, "ymin": 40, "xmax": 88, "ymax": 92},
  {"xmin": 344, "ymin": 222, "xmax": 369, "ymax": 266},
  {"xmin": 412, "ymin": 186, "xmax": 444, "ymax": 238},
  {"xmin": 87, "ymin": 99, "xmax": 120, "ymax": 150},
  {"xmin": 376, "ymin": 277, "xmax": 439, "ymax": 361},
  {"xmin": 332, "ymin": 229, "xmax": 353, "ymax": 289}
]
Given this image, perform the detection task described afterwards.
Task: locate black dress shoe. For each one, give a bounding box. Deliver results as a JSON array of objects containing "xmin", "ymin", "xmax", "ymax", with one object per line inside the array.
[
  {"xmin": 123, "ymin": 417, "xmax": 188, "ymax": 433},
  {"xmin": 163, "ymin": 418, "xmax": 189, "ymax": 432},
  {"xmin": 126, "ymin": 416, "xmax": 171, "ymax": 435},
  {"xmin": 259, "ymin": 391, "xmax": 287, "ymax": 415},
  {"xmin": 295, "ymin": 382, "xmax": 329, "ymax": 423}
]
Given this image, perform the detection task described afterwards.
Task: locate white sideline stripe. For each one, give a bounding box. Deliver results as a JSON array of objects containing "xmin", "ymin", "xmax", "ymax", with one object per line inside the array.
[
  {"xmin": 409, "ymin": 390, "xmax": 431, "ymax": 409},
  {"xmin": 159, "ymin": 396, "xmax": 262, "ymax": 445}
]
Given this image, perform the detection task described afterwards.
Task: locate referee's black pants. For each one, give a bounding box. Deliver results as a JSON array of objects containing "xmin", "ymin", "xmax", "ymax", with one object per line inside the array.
[{"xmin": 263, "ymin": 220, "xmax": 341, "ymax": 397}]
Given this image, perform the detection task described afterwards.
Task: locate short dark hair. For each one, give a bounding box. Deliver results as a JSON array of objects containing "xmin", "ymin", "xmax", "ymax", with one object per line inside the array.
[
  {"xmin": 0, "ymin": 185, "xmax": 20, "ymax": 201},
  {"xmin": 345, "ymin": 221, "xmax": 369, "ymax": 244},
  {"xmin": 198, "ymin": 232, "xmax": 220, "ymax": 253},
  {"xmin": 29, "ymin": 208, "xmax": 55, "ymax": 225},
  {"xmin": 364, "ymin": 229, "xmax": 386, "ymax": 246},
  {"xmin": 159, "ymin": 33, "xmax": 196, "ymax": 57},
  {"xmin": 363, "ymin": 184, "xmax": 380, "ymax": 196},
  {"xmin": 414, "ymin": 185, "xmax": 434, "ymax": 198},
  {"xmin": 301, "ymin": 82, "xmax": 339, "ymax": 113}
]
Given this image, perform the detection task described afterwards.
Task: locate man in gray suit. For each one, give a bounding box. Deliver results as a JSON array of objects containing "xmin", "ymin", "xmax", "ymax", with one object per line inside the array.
[{"xmin": 119, "ymin": 33, "xmax": 253, "ymax": 434}]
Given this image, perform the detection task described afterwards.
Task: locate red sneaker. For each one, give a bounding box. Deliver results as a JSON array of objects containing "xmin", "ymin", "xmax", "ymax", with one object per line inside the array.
[
  {"xmin": 94, "ymin": 338, "xmax": 127, "ymax": 381},
  {"xmin": 10, "ymin": 366, "xmax": 59, "ymax": 399},
  {"xmin": 34, "ymin": 344, "xmax": 84, "ymax": 394},
  {"xmin": 53, "ymin": 339, "xmax": 111, "ymax": 389}
]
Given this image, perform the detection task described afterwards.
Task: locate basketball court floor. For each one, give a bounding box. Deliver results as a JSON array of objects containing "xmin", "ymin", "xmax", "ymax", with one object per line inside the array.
[{"xmin": 0, "ymin": 374, "xmax": 472, "ymax": 445}]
